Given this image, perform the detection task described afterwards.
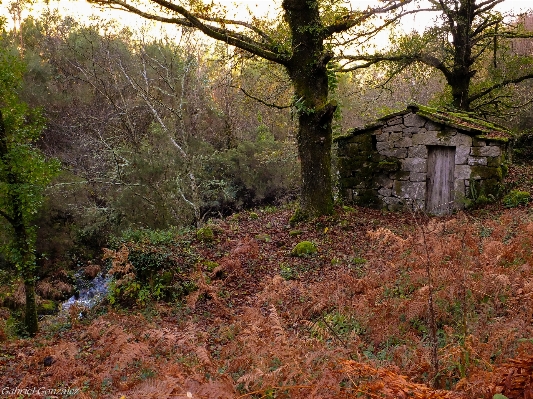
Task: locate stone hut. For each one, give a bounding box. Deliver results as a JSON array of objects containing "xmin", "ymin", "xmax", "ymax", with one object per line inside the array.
[{"xmin": 335, "ymin": 104, "xmax": 512, "ymax": 215}]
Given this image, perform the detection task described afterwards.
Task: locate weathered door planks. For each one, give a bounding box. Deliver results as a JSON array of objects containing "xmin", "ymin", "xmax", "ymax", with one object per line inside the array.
[{"xmin": 426, "ymin": 146, "xmax": 456, "ymax": 215}]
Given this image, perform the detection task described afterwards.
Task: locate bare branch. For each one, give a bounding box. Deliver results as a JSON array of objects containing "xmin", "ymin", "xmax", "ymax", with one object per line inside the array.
[
  {"xmin": 474, "ymin": 0, "xmax": 505, "ymax": 16},
  {"xmin": 471, "ymin": 16, "xmax": 501, "ymax": 38},
  {"xmin": 232, "ymin": 85, "xmax": 291, "ymax": 109},
  {"xmin": 474, "ymin": 0, "xmax": 504, "ymax": 10},
  {"xmin": 337, "ymin": 52, "xmax": 452, "ymax": 80},
  {"xmin": 89, "ymin": 0, "xmax": 288, "ymax": 64},
  {"xmin": 469, "ymin": 72, "xmax": 533, "ymax": 103},
  {"xmin": 323, "ymin": 0, "xmax": 416, "ymax": 37}
]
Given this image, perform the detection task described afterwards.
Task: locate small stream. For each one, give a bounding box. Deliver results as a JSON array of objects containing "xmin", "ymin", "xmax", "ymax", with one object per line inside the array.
[{"xmin": 61, "ymin": 272, "xmax": 110, "ymax": 313}]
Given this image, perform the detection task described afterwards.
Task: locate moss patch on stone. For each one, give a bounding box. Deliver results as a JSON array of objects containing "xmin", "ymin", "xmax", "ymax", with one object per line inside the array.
[
  {"xmin": 470, "ymin": 165, "xmax": 503, "ymax": 181},
  {"xmin": 377, "ymin": 159, "xmax": 401, "ymax": 172},
  {"xmin": 38, "ymin": 300, "xmax": 57, "ymax": 315},
  {"xmin": 196, "ymin": 226, "xmax": 215, "ymax": 242},
  {"xmin": 291, "ymin": 241, "xmax": 317, "ymax": 257},
  {"xmin": 409, "ymin": 104, "xmax": 513, "ymax": 139}
]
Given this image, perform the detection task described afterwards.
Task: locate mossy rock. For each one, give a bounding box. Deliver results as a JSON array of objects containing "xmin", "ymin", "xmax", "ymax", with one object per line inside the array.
[
  {"xmin": 249, "ymin": 212, "xmax": 259, "ymax": 220},
  {"xmin": 38, "ymin": 300, "xmax": 58, "ymax": 315},
  {"xmin": 470, "ymin": 166, "xmax": 502, "ymax": 180},
  {"xmin": 203, "ymin": 260, "xmax": 219, "ymax": 272},
  {"xmin": 196, "ymin": 226, "xmax": 215, "ymax": 242},
  {"xmin": 377, "ymin": 159, "xmax": 401, "ymax": 172},
  {"xmin": 289, "ymin": 208, "xmax": 308, "ymax": 227},
  {"xmin": 291, "ymin": 241, "xmax": 317, "ymax": 257}
]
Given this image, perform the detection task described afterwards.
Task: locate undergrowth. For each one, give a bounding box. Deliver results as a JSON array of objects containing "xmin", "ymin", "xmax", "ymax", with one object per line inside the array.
[{"xmin": 1, "ymin": 206, "xmax": 533, "ymax": 398}]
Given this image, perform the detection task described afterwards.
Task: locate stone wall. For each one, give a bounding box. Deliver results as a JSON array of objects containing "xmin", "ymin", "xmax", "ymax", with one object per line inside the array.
[{"xmin": 336, "ymin": 111, "xmax": 508, "ymax": 211}]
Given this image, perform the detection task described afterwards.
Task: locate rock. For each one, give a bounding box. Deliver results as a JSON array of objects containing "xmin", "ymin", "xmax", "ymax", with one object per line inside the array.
[
  {"xmin": 468, "ymin": 157, "xmax": 488, "ymax": 166},
  {"xmin": 402, "ymin": 158, "xmax": 427, "ymax": 173},
  {"xmin": 403, "ymin": 113, "xmax": 426, "ymax": 127}
]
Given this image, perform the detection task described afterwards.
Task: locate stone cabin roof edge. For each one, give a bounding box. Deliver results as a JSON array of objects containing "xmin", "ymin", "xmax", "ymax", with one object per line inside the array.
[
  {"xmin": 408, "ymin": 103, "xmax": 513, "ymax": 142},
  {"xmin": 376, "ymin": 109, "xmax": 411, "ymax": 121},
  {"xmin": 333, "ymin": 122, "xmax": 385, "ymax": 142},
  {"xmin": 335, "ymin": 104, "xmax": 513, "ymax": 144}
]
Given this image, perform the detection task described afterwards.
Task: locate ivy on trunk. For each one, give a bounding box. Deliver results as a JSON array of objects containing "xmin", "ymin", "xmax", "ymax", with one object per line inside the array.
[{"xmin": 0, "ymin": 49, "xmax": 60, "ymax": 336}]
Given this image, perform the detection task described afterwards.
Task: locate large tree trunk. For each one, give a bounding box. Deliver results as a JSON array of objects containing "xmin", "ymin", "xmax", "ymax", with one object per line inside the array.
[
  {"xmin": 294, "ymin": 101, "xmax": 335, "ymax": 220},
  {"xmin": 283, "ymin": 0, "xmax": 335, "ymax": 221},
  {"xmin": 24, "ymin": 280, "xmax": 38, "ymax": 336},
  {"xmin": 2, "ymin": 110, "xmax": 39, "ymax": 336},
  {"xmin": 450, "ymin": 72, "xmax": 473, "ymax": 111},
  {"xmin": 14, "ymin": 214, "xmax": 39, "ymax": 337},
  {"xmin": 449, "ymin": 0, "xmax": 475, "ymax": 111}
]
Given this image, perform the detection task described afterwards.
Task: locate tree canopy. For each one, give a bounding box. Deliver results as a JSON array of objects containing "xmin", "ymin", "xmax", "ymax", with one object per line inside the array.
[{"xmin": 340, "ymin": 0, "xmax": 533, "ymax": 113}]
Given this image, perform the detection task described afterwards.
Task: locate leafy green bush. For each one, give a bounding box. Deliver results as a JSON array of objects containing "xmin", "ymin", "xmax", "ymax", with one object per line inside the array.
[
  {"xmin": 199, "ymin": 140, "xmax": 300, "ymax": 216},
  {"xmin": 502, "ymin": 190, "xmax": 531, "ymax": 208},
  {"xmin": 106, "ymin": 228, "xmax": 198, "ymax": 306}
]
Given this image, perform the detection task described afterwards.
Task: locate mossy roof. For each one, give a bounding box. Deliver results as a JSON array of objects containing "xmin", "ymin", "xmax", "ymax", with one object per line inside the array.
[
  {"xmin": 334, "ymin": 104, "xmax": 514, "ymax": 143},
  {"xmin": 406, "ymin": 104, "xmax": 513, "ymax": 140}
]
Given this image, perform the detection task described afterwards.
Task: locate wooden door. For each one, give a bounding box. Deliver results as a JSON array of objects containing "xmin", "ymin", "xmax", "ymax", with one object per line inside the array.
[{"xmin": 426, "ymin": 146, "xmax": 456, "ymax": 215}]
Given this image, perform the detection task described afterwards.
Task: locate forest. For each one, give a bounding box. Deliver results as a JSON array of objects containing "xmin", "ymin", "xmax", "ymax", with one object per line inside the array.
[{"xmin": 1, "ymin": 0, "xmax": 533, "ymax": 397}]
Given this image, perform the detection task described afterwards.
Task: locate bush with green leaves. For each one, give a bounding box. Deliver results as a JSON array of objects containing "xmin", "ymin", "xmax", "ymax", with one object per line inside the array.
[
  {"xmin": 107, "ymin": 228, "xmax": 198, "ymax": 306},
  {"xmin": 502, "ymin": 190, "xmax": 531, "ymax": 208},
  {"xmin": 199, "ymin": 140, "xmax": 300, "ymax": 216}
]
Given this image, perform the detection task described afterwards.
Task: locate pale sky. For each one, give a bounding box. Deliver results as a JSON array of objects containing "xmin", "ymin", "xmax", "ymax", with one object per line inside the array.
[{"xmin": 1, "ymin": 0, "xmax": 531, "ymax": 42}]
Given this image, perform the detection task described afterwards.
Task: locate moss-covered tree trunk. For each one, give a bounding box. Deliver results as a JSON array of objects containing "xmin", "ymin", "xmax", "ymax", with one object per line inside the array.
[
  {"xmin": 23, "ymin": 280, "xmax": 38, "ymax": 336},
  {"xmin": 283, "ymin": 0, "xmax": 335, "ymax": 220},
  {"xmin": 0, "ymin": 111, "xmax": 39, "ymax": 336},
  {"xmin": 15, "ymin": 219, "xmax": 38, "ymax": 336},
  {"xmin": 448, "ymin": 0, "xmax": 475, "ymax": 111}
]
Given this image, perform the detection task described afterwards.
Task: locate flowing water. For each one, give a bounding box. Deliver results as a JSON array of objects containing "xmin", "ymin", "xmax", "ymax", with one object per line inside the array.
[{"xmin": 61, "ymin": 272, "xmax": 110, "ymax": 313}]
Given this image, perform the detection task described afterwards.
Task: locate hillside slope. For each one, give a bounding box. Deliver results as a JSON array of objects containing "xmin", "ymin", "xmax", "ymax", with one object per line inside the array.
[{"xmin": 1, "ymin": 204, "xmax": 533, "ymax": 398}]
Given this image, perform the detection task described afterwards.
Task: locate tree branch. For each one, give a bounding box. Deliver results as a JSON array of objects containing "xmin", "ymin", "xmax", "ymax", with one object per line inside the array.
[
  {"xmin": 474, "ymin": 0, "xmax": 505, "ymax": 16},
  {"xmin": 89, "ymin": 0, "xmax": 288, "ymax": 64},
  {"xmin": 0, "ymin": 208, "xmax": 15, "ymax": 226},
  {"xmin": 232, "ymin": 85, "xmax": 291, "ymax": 109},
  {"xmin": 469, "ymin": 72, "xmax": 533, "ymax": 103},
  {"xmin": 323, "ymin": 0, "xmax": 416, "ymax": 37},
  {"xmin": 474, "ymin": 0, "xmax": 504, "ymax": 10},
  {"xmin": 336, "ymin": 52, "xmax": 452, "ymax": 80},
  {"xmin": 471, "ymin": 16, "xmax": 501, "ymax": 38}
]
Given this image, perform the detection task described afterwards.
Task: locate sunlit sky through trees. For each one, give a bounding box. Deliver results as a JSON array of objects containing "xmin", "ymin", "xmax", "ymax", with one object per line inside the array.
[{"xmin": 1, "ymin": 0, "xmax": 532, "ymax": 47}]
